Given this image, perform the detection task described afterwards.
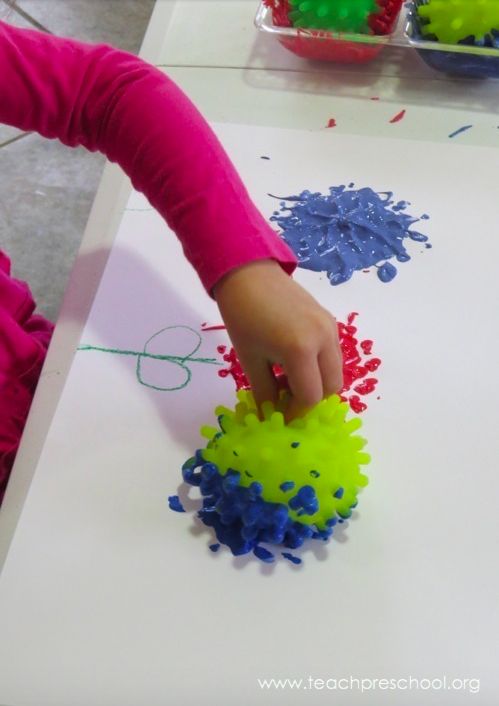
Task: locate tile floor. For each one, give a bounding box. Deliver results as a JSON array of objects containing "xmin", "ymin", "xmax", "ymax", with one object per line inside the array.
[{"xmin": 0, "ymin": 0, "xmax": 155, "ymax": 321}]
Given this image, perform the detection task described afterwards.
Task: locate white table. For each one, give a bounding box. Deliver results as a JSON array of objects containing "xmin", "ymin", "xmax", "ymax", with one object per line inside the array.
[{"xmin": 1, "ymin": 2, "xmax": 499, "ymax": 705}]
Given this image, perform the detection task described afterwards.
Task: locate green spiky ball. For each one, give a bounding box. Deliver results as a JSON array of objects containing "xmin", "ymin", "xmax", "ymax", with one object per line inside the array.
[
  {"xmin": 289, "ymin": 0, "xmax": 379, "ymax": 34},
  {"xmin": 200, "ymin": 390, "xmax": 370, "ymax": 531},
  {"xmin": 418, "ymin": 0, "xmax": 499, "ymax": 44}
]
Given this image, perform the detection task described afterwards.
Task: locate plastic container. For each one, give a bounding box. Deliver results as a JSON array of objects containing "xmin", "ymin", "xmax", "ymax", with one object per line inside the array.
[
  {"xmin": 255, "ymin": 1, "xmax": 499, "ymax": 76},
  {"xmin": 254, "ymin": 1, "xmax": 397, "ymax": 63},
  {"xmin": 405, "ymin": 1, "xmax": 499, "ymax": 78}
]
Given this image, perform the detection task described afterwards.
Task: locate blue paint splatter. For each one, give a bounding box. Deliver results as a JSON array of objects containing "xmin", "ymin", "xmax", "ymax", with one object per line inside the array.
[
  {"xmin": 270, "ymin": 185, "xmax": 430, "ymax": 285},
  {"xmin": 377, "ymin": 261, "xmax": 397, "ymax": 283},
  {"xmin": 181, "ymin": 456, "xmax": 339, "ymax": 560},
  {"xmin": 253, "ymin": 545, "xmax": 275, "ymax": 563},
  {"xmin": 209, "ymin": 543, "xmax": 221, "ymax": 552},
  {"xmin": 168, "ymin": 495, "xmax": 185, "ymax": 512},
  {"xmin": 289, "ymin": 486, "xmax": 319, "ymax": 516},
  {"xmin": 448, "ymin": 125, "xmax": 473, "ymax": 139},
  {"xmin": 282, "ymin": 552, "xmax": 302, "ymax": 565},
  {"xmin": 333, "ymin": 487, "xmax": 344, "ymax": 499},
  {"xmin": 280, "ymin": 481, "xmax": 295, "ymax": 492}
]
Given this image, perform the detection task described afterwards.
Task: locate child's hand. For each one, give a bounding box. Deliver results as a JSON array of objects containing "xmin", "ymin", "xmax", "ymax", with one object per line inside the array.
[{"xmin": 213, "ymin": 260, "xmax": 343, "ymax": 419}]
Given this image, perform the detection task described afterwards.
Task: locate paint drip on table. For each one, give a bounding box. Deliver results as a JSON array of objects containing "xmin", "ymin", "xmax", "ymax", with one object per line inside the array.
[
  {"xmin": 270, "ymin": 184, "xmax": 431, "ymax": 285},
  {"xmin": 215, "ymin": 313, "xmax": 381, "ymax": 414}
]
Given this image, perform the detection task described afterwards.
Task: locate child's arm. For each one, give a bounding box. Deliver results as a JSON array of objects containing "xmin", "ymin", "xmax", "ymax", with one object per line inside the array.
[{"xmin": 0, "ymin": 21, "xmax": 343, "ymax": 413}]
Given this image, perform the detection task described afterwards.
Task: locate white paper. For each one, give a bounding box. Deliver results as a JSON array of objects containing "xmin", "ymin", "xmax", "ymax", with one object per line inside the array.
[{"xmin": 0, "ymin": 125, "xmax": 498, "ymax": 706}]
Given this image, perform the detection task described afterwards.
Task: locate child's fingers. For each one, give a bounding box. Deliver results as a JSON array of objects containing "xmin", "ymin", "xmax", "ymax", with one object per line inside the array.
[
  {"xmin": 243, "ymin": 356, "xmax": 278, "ymax": 411},
  {"xmin": 318, "ymin": 344, "xmax": 344, "ymax": 396},
  {"xmin": 284, "ymin": 353, "xmax": 323, "ymax": 419}
]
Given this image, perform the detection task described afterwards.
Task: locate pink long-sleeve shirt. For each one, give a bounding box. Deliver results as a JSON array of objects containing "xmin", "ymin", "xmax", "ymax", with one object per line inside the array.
[
  {"xmin": 0, "ymin": 20, "xmax": 297, "ymax": 503},
  {"xmin": 0, "ymin": 20, "xmax": 296, "ymax": 290}
]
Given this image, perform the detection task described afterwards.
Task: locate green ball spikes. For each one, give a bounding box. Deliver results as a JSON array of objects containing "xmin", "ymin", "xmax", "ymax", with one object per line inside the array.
[
  {"xmin": 288, "ymin": 0, "xmax": 379, "ymax": 34},
  {"xmin": 418, "ymin": 0, "xmax": 499, "ymax": 45},
  {"xmin": 200, "ymin": 390, "xmax": 370, "ymax": 532}
]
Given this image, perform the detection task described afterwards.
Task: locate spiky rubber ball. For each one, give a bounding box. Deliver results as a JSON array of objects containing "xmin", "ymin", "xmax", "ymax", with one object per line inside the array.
[
  {"xmin": 418, "ymin": 0, "xmax": 499, "ymax": 45},
  {"xmin": 288, "ymin": 0, "xmax": 378, "ymax": 33},
  {"xmin": 182, "ymin": 390, "xmax": 370, "ymax": 561}
]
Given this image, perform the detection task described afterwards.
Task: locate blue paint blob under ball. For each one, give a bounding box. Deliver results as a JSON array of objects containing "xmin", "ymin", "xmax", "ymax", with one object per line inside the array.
[
  {"xmin": 168, "ymin": 495, "xmax": 185, "ymax": 512},
  {"xmin": 282, "ymin": 552, "xmax": 302, "ymax": 565}
]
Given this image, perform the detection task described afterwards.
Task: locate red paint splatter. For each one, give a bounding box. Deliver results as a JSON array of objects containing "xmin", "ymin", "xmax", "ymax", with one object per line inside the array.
[
  {"xmin": 337, "ymin": 314, "xmax": 381, "ymax": 412},
  {"xmin": 216, "ymin": 312, "xmax": 381, "ymax": 414},
  {"xmin": 389, "ymin": 109, "xmax": 406, "ymax": 124},
  {"xmin": 353, "ymin": 378, "xmax": 378, "ymax": 395},
  {"xmin": 201, "ymin": 324, "xmax": 226, "ymax": 332},
  {"xmin": 217, "ymin": 348, "xmax": 287, "ymax": 392},
  {"xmin": 349, "ymin": 395, "xmax": 367, "ymax": 414},
  {"xmin": 264, "ymin": 0, "xmax": 292, "ymax": 27},
  {"xmin": 365, "ymin": 357, "xmax": 381, "ymax": 372},
  {"xmin": 361, "ymin": 339, "xmax": 373, "ymax": 355},
  {"xmin": 369, "ymin": 0, "xmax": 404, "ymax": 34},
  {"xmin": 218, "ymin": 347, "xmax": 249, "ymax": 390},
  {"xmin": 326, "ymin": 118, "xmax": 337, "ymax": 128}
]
